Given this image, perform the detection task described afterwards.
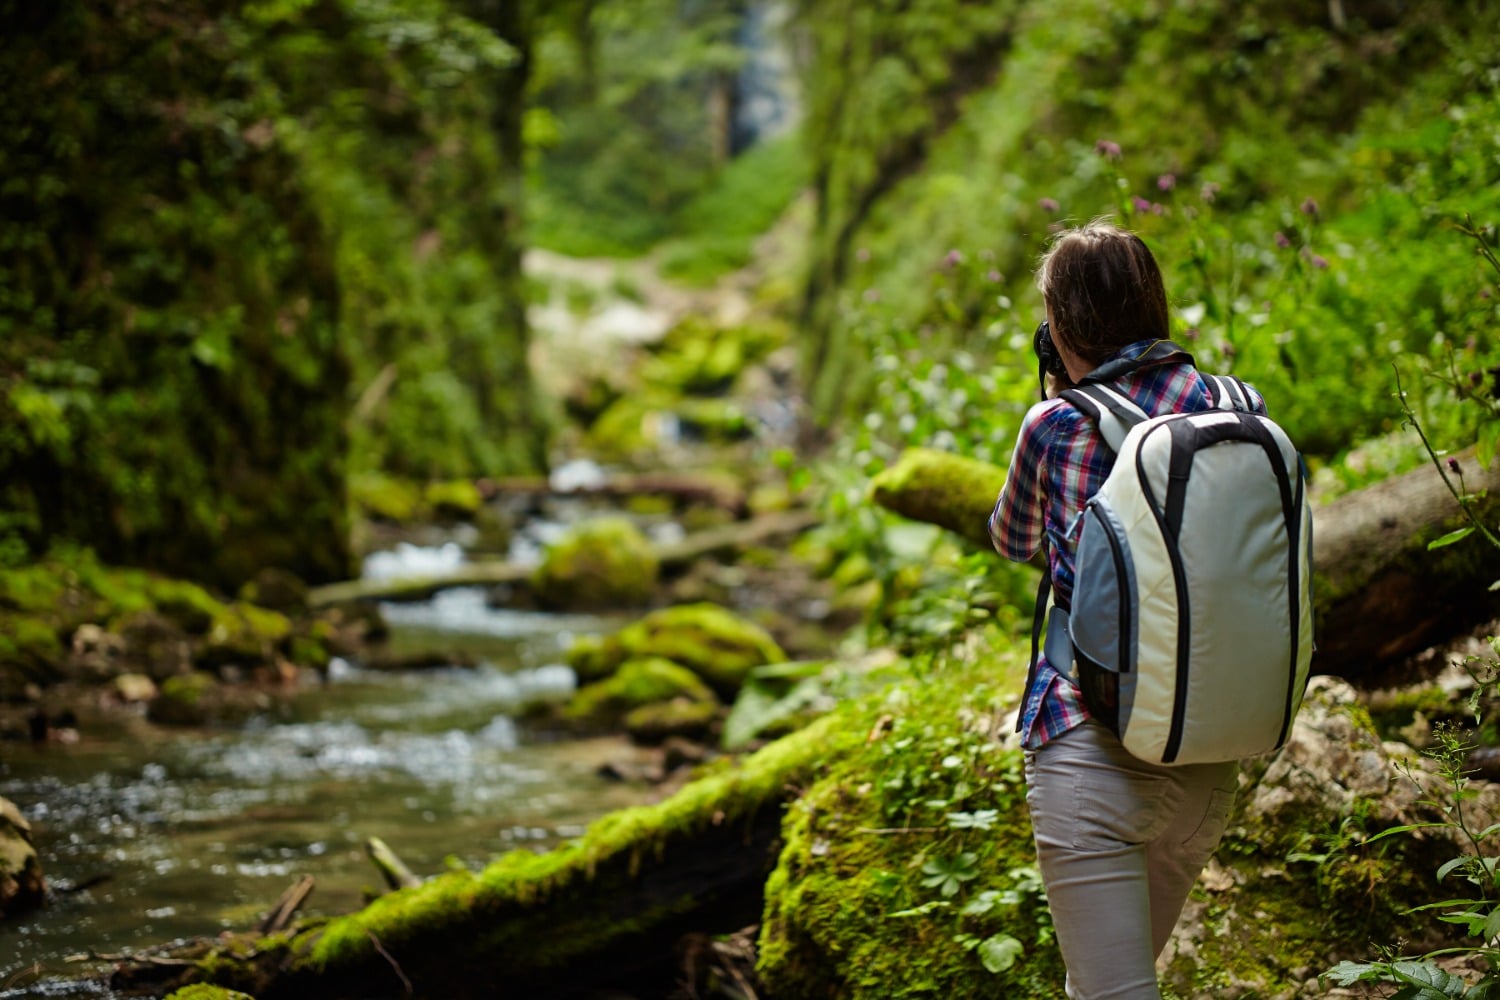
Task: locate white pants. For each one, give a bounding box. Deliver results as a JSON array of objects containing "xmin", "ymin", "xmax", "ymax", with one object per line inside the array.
[{"xmin": 1024, "ymin": 722, "xmax": 1239, "ymax": 1000}]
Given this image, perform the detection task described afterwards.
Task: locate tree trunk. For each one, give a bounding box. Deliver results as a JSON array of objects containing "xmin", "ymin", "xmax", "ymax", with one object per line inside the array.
[
  {"xmin": 109, "ymin": 714, "xmax": 842, "ymax": 1000},
  {"xmin": 307, "ymin": 509, "xmax": 819, "ymax": 608},
  {"xmin": 867, "ymin": 445, "xmax": 1500, "ymax": 680}
]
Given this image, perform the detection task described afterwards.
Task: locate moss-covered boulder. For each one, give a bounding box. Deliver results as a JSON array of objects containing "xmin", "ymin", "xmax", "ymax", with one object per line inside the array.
[
  {"xmin": 424, "ymin": 479, "xmax": 484, "ymax": 521},
  {"xmin": 147, "ymin": 671, "xmax": 221, "ymax": 727},
  {"xmin": 614, "ymin": 603, "xmax": 786, "ymax": 699},
  {"xmin": 163, "ymin": 985, "xmax": 257, "ymax": 1000},
  {"xmin": 236, "ymin": 569, "xmax": 309, "ymax": 616},
  {"xmin": 198, "ymin": 602, "xmax": 293, "ymax": 670},
  {"xmin": 565, "ymin": 657, "xmax": 717, "ymax": 730},
  {"xmin": 529, "ymin": 517, "xmax": 659, "ymax": 611},
  {"xmin": 623, "ymin": 697, "xmax": 722, "ymax": 745},
  {"xmin": 116, "ymin": 610, "xmax": 194, "ymax": 680},
  {"xmin": 0, "ymin": 795, "xmax": 45, "ymax": 918},
  {"xmin": 0, "ymin": 614, "xmax": 66, "ymax": 695},
  {"xmin": 565, "ymin": 633, "xmax": 627, "ymax": 684}
]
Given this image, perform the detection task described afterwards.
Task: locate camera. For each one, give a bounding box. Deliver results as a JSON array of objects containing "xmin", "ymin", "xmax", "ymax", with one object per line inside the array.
[{"xmin": 1033, "ymin": 320, "xmax": 1068, "ymax": 381}]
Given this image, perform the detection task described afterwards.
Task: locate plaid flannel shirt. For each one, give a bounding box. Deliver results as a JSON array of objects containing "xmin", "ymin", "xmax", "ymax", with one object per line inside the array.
[{"xmin": 988, "ymin": 339, "xmax": 1267, "ymax": 749}]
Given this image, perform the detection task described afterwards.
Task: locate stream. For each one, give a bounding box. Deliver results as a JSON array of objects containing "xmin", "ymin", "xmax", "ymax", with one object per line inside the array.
[{"xmin": 0, "ymin": 540, "xmax": 665, "ymax": 995}]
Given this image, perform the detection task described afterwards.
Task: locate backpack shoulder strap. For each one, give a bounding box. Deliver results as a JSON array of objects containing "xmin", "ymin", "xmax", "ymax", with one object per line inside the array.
[
  {"xmin": 1059, "ymin": 383, "xmax": 1149, "ymax": 455},
  {"xmin": 1204, "ymin": 373, "xmax": 1253, "ymax": 412}
]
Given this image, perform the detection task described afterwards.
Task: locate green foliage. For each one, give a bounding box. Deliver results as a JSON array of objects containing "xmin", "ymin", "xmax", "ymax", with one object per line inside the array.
[
  {"xmin": 794, "ymin": 0, "xmax": 1500, "ymax": 483},
  {"xmin": 526, "ymin": 0, "xmax": 753, "ymax": 258},
  {"xmin": 1320, "ymin": 717, "xmax": 1500, "ymax": 998},
  {"xmin": 0, "ymin": 0, "xmax": 552, "ymax": 588},
  {"xmin": 757, "ymin": 649, "xmax": 1063, "ymax": 997}
]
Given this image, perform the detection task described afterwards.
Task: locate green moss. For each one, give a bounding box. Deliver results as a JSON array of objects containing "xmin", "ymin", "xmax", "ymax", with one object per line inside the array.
[
  {"xmin": 146, "ymin": 577, "xmax": 225, "ymax": 634},
  {"xmin": 0, "ymin": 613, "xmax": 65, "ymax": 686},
  {"xmin": 529, "ymin": 517, "xmax": 659, "ymax": 611},
  {"xmin": 199, "ymin": 602, "xmax": 293, "ymax": 668},
  {"xmin": 565, "ymin": 657, "xmax": 717, "ymax": 727},
  {"xmin": 757, "ymin": 652, "xmax": 1064, "ymax": 998},
  {"xmin": 350, "ymin": 472, "xmax": 426, "ymax": 525},
  {"xmin": 163, "ymin": 985, "xmax": 257, "ymax": 1000},
  {"xmin": 623, "ymin": 697, "xmax": 721, "ymax": 745},
  {"xmin": 424, "ymin": 479, "xmax": 484, "ymax": 520},
  {"xmin": 149, "ymin": 671, "xmax": 220, "ymax": 726},
  {"xmin": 0, "ymin": 562, "xmax": 68, "ymax": 614},
  {"xmin": 565, "ymin": 633, "xmax": 626, "ymax": 684},
  {"xmin": 613, "ymin": 602, "xmax": 786, "ymax": 699},
  {"xmin": 299, "ymin": 709, "xmax": 856, "ymax": 973}
]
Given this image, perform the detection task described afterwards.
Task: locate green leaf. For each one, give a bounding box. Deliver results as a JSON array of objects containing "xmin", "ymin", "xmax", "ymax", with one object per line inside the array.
[
  {"xmin": 1483, "ymin": 908, "xmax": 1500, "ymax": 944},
  {"xmin": 1439, "ymin": 857, "xmax": 1475, "ymax": 880},
  {"xmin": 1323, "ymin": 960, "xmax": 1381, "ymax": 986},
  {"xmin": 1429, "ymin": 526, "xmax": 1477, "ymax": 550},
  {"xmin": 1389, "ymin": 960, "xmax": 1470, "ymax": 997},
  {"xmin": 887, "ymin": 899, "xmax": 951, "ymax": 919},
  {"xmin": 977, "ymin": 934, "xmax": 1024, "ymax": 974}
]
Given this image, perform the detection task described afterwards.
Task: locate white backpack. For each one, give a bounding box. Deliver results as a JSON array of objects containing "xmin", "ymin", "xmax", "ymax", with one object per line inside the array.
[{"xmin": 1031, "ymin": 367, "xmax": 1314, "ymax": 765}]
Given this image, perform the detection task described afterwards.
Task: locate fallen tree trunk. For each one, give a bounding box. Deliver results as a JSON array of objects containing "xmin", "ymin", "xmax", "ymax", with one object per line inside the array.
[
  {"xmin": 482, "ymin": 471, "xmax": 749, "ymax": 515},
  {"xmin": 109, "ymin": 713, "xmax": 848, "ymax": 999},
  {"xmin": 868, "ymin": 445, "xmax": 1500, "ymax": 679},
  {"xmin": 307, "ymin": 509, "xmax": 820, "ymax": 608}
]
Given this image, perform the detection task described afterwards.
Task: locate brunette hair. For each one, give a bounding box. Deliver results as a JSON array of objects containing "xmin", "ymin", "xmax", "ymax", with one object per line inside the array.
[{"xmin": 1035, "ymin": 219, "xmax": 1170, "ymax": 367}]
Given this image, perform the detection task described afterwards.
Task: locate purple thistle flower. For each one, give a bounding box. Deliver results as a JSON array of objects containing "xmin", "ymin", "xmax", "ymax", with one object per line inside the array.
[
  {"xmin": 1310, "ymin": 253, "xmax": 1329, "ymax": 269},
  {"xmin": 944, "ymin": 249, "xmax": 964, "ymax": 267},
  {"xmin": 1448, "ymin": 458, "xmax": 1462, "ymax": 475},
  {"xmin": 1157, "ymin": 173, "xmax": 1176, "ymax": 192},
  {"xmin": 1274, "ymin": 231, "xmax": 1292, "ymax": 249},
  {"xmin": 1131, "ymin": 195, "xmax": 1152, "ymax": 214},
  {"xmin": 986, "ymin": 269, "xmax": 1002, "ymax": 283},
  {"xmin": 1300, "ymin": 197, "xmax": 1319, "ymax": 218},
  {"xmin": 1095, "ymin": 139, "xmax": 1122, "ymax": 160},
  {"xmin": 1039, "ymin": 197, "xmax": 1060, "ymax": 213}
]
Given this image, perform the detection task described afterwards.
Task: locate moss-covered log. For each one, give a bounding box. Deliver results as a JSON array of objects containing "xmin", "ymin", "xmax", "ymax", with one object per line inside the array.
[
  {"xmin": 110, "ymin": 712, "xmax": 857, "ymax": 999},
  {"xmin": 307, "ymin": 509, "xmax": 819, "ymax": 608},
  {"xmin": 870, "ymin": 446, "xmax": 1500, "ymax": 678}
]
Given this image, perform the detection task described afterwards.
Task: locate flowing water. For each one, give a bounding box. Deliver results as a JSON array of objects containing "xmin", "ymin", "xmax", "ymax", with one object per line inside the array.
[{"xmin": 0, "ymin": 541, "xmax": 664, "ymax": 995}]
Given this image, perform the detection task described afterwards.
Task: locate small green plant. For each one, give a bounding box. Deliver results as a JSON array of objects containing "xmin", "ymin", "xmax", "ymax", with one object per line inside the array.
[
  {"xmin": 1321, "ymin": 215, "xmax": 1500, "ymax": 999},
  {"xmin": 1321, "ymin": 721, "xmax": 1500, "ymax": 998}
]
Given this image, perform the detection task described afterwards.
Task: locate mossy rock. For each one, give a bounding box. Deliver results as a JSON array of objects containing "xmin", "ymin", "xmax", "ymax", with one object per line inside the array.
[
  {"xmin": 529, "ymin": 517, "xmax": 659, "ymax": 611},
  {"xmin": 198, "ymin": 602, "xmax": 293, "ymax": 669},
  {"xmin": 146, "ymin": 577, "xmax": 225, "ymax": 634},
  {"xmin": 0, "ymin": 613, "xmax": 66, "ymax": 690},
  {"xmin": 163, "ymin": 986, "xmax": 257, "ymax": 1000},
  {"xmin": 147, "ymin": 671, "xmax": 220, "ymax": 726},
  {"xmin": 584, "ymin": 393, "xmax": 667, "ymax": 460},
  {"xmin": 350, "ymin": 472, "xmax": 425, "ymax": 525},
  {"xmin": 287, "ymin": 619, "xmax": 337, "ymax": 672},
  {"xmin": 0, "ymin": 794, "xmax": 45, "ymax": 918},
  {"xmin": 565, "ymin": 633, "xmax": 627, "ymax": 684},
  {"xmin": 236, "ymin": 569, "xmax": 310, "ymax": 616},
  {"xmin": 756, "ymin": 660, "xmax": 1062, "ymax": 998},
  {"xmin": 674, "ymin": 397, "xmax": 751, "ymax": 443},
  {"xmin": 623, "ymin": 697, "xmax": 721, "ymax": 745},
  {"xmin": 614, "ymin": 603, "xmax": 785, "ymax": 699},
  {"xmin": 0, "ymin": 563, "xmax": 69, "ymax": 615},
  {"xmin": 116, "ymin": 610, "xmax": 193, "ymax": 680},
  {"xmin": 424, "ymin": 479, "xmax": 484, "ymax": 521},
  {"xmin": 565, "ymin": 657, "xmax": 717, "ymax": 729}
]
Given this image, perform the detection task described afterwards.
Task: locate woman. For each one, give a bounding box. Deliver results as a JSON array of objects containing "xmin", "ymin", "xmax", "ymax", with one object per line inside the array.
[{"xmin": 988, "ymin": 219, "xmax": 1260, "ymax": 999}]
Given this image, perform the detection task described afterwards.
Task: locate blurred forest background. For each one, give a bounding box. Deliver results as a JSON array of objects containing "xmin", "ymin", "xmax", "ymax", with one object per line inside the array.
[{"xmin": 2, "ymin": 0, "xmax": 1497, "ymax": 593}]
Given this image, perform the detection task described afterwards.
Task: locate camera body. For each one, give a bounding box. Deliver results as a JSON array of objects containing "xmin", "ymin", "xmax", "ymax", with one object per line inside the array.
[{"xmin": 1033, "ymin": 320, "xmax": 1069, "ymax": 381}]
